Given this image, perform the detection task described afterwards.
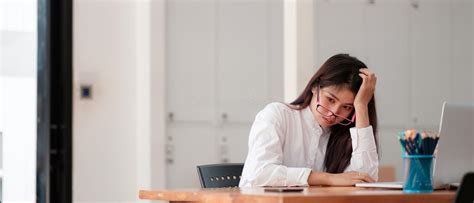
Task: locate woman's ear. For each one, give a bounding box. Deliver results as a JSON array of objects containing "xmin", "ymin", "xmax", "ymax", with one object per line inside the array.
[{"xmin": 311, "ymin": 87, "xmax": 317, "ymax": 94}]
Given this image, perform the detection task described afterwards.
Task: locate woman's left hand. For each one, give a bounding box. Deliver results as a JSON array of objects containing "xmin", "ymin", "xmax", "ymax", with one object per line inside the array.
[{"xmin": 354, "ymin": 68, "xmax": 377, "ymax": 108}]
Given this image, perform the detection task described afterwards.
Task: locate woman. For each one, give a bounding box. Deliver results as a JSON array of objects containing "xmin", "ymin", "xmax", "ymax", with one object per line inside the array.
[{"xmin": 239, "ymin": 54, "xmax": 378, "ymax": 187}]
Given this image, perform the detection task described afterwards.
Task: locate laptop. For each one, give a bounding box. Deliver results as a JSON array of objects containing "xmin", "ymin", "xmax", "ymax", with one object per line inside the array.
[{"xmin": 356, "ymin": 102, "xmax": 474, "ymax": 189}]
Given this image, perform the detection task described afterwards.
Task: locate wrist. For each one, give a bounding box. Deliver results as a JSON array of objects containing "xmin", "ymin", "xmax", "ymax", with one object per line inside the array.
[
  {"xmin": 354, "ymin": 103, "xmax": 368, "ymax": 111},
  {"xmin": 355, "ymin": 104, "xmax": 370, "ymax": 128},
  {"xmin": 321, "ymin": 173, "xmax": 332, "ymax": 185},
  {"xmin": 308, "ymin": 171, "xmax": 331, "ymax": 186}
]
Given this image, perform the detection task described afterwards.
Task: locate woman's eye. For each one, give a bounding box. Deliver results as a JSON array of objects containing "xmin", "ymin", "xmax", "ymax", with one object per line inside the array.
[
  {"xmin": 344, "ymin": 106, "xmax": 353, "ymax": 111},
  {"xmin": 328, "ymin": 98, "xmax": 335, "ymax": 103}
]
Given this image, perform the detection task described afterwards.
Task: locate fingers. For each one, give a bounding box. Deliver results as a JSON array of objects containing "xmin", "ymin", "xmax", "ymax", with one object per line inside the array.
[
  {"xmin": 359, "ymin": 68, "xmax": 371, "ymax": 74},
  {"xmin": 351, "ymin": 179, "xmax": 365, "ymax": 185},
  {"xmin": 359, "ymin": 68, "xmax": 376, "ymax": 79},
  {"xmin": 359, "ymin": 73, "xmax": 368, "ymax": 81},
  {"xmin": 359, "ymin": 68, "xmax": 375, "ymax": 76},
  {"xmin": 359, "ymin": 68, "xmax": 377, "ymax": 88},
  {"xmin": 354, "ymin": 172, "xmax": 375, "ymax": 183},
  {"xmin": 363, "ymin": 174, "xmax": 375, "ymax": 183},
  {"xmin": 340, "ymin": 171, "xmax": 376, "ymax": 186}
]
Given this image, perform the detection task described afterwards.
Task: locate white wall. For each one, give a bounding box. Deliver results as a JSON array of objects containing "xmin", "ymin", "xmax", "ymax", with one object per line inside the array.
[
  {"xmin": 1, "ymin": 0, "xmax": 37, "ymax": 202},
  {"xmin": 1, "ymin": 77, "xmax": 36, "ymax": 202},
  {"xmin": 284, "ymin": 0, "xmax": 315, "ymax": 102},
  {"xmin": 150, "ymin": 0, "xmax": 167, "ymax": 190},
  {"xmin": 73, "ymin": 0, "xmax": 165, "ymax": 202}
]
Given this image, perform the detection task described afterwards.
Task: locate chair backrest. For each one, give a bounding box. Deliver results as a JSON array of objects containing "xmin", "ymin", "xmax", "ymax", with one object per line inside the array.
[
  {"xmin": 454, "ymin": 172, "xmax": 474, "ymax": 203},
  {"xmin": 196, "ymin": 163, "xmax": 244, "ymax": 188}
]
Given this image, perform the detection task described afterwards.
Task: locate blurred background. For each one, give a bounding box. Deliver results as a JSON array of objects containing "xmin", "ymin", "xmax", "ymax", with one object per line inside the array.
[{"xmin": 0, "ymin": 0, "xmax": 473, "ymax": 202}]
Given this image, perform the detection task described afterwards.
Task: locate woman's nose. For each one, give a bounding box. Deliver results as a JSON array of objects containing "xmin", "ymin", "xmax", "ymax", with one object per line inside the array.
[
  {"xmin": 326, "ymin": 116, "xmax": 336, "ymax": 122},
  {"xmin": 330, "ymin": 106, "xmax": 341, "ymax": 115}
]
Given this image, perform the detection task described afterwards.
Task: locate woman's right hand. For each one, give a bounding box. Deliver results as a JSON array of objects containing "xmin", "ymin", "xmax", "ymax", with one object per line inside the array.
[{"xmin": 324, "ymin": 171, "xmax": 375, "ymax": 186}]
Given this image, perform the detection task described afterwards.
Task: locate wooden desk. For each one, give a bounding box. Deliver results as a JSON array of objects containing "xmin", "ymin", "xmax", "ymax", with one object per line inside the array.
[{"xmin": 139, "ymin": 187, "xmax": 455, "ymax": 203}]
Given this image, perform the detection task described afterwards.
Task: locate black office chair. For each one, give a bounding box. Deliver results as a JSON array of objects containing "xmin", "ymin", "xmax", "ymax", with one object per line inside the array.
[
  {"xmin": 196, "ymin": 163, "xmax": 244, "ymax": 188},
  {"xmin": 454, "ymin": 172, "xmax": 474, "ymax": 203}
]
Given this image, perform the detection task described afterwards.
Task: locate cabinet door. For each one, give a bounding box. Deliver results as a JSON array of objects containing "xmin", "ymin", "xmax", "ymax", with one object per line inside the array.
[
  {"xmin": 451, "ymin": 0, "xmax": 473, "ymax": 103},
  {"xmin": 411, "ymin": 0, "xmax": 451, "ymax": 127},
  {"xmin": 366, "ymin": 0, "xmax": 412, "ymax": 127},
  {"xmin": 216, "ymin": 124, "xmax": 251, "ymax": 164},
  {"xmin": 267, "ymin": 0, "xmax": 285, "ymax": 103},
  {"xmin": 166, "ymin": 1, "xmax": 216, "ymax": 122},
  {"xmin": 314, "ymin": 0, "xmax": 368, "ymax": 65},
  {"xmin": 217, "ymin": 0, "xmax": 282, "ymax": 123},
  {"xmin": 166, "ymin": 124, "xmax": 217, "ymax": 188}
]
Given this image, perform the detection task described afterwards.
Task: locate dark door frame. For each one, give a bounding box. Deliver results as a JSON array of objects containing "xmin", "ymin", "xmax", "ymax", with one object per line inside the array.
[{"xmin": 37, "ymin": 0, "xmax": 73, "ymax": 202}]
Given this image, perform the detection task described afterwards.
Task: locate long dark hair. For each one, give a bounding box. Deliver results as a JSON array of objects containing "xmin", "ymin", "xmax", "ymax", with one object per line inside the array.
[{"xmin": 290, "ymin": 53, "xmax": 378, "ymax": 173}]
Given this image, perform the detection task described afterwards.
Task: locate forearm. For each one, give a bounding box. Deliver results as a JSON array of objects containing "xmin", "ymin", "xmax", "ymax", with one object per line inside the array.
[
  {"xmin": 241, "ymin": 161, "xmax": 312, "ymax": 187},
  {"xmin": 346, "ymin": 151, "xmax": 379, "ymax": 181},
  {"xmin": 348, "ymin": 126, "xmax": 379, "ymax": 181},
  {"xmin": 307, "ymin": 171, "xmax": 330, "ymax": 186},
  {"xmin": 355, "ymin": 105, "xmax": 369, "ymax": 128}
]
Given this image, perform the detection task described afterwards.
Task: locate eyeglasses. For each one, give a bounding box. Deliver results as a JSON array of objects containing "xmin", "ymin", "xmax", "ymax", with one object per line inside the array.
[{"xmin": 315, "ymin": 87, "xmax": 355, "ymax": 126}]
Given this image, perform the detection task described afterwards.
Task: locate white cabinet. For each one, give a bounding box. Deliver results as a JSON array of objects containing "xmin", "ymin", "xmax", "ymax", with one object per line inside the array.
[
  {"xmin": 166, "ymin": 124, "xmax": 218, "ymax": 188},
  {"xmin": 165, "ymin": 0, "xmax": 284, "ymax": 188},
  {"xmin": 312, "ymin": 0, "xmax": 472, "ymax": 180},
  {"xmin": 166, "ymin": 1, "xmax": 217, "ymax": 122},
  {"xmin": 314, "ymin": 0, "xmax": 368, "ymax": 64},
  {"xmin": 410, "ymin": 0, "xmax": 452, "ymax": 127},
  {"xmin": 167, "ymin": 0, "xmax": 283, "ymax": 123},
  {"xmin": 216, "ymin": 125, "xmax": 251, "ymax": 163},
  {"xmin": 366, "ymin": 0, "xmax": 412, "ymax": 127},
  {"xmin": 315, "ymin": 0, "xmax": 409, "ymax": 127},
  {"xmin": 165, "ymin": 0, "xmax": 472, "ymax": 189},
  {"xmin": 314, "ymin": 0, "xmax": 465, "ymax": 128},
  {"xmin": 450, "ymin": 0, "xmax": 473, "ymax": 103},
  {"xmin": 217, "ymin": 0, "xmax": 272, "ymax": 123}
]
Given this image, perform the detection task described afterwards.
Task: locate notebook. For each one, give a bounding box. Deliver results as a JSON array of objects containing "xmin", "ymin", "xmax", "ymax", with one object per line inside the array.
[{"xmin": 356, "ymin": 102, "xmax": 474, "ymax": 189}]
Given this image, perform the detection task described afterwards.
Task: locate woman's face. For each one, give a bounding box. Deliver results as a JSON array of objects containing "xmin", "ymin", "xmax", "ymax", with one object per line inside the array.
[{"xmin": 310, "ymin": 85, "xmax": 355, "ymax": 128}]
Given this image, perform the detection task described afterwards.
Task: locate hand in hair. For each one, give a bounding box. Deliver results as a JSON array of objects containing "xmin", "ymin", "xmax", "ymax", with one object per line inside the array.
[
  {"xmin": 354, "ymin": 68, "xmax": 377, "ymax": 108},
  {"xmin": 353, "ymin": 68, "xmax": 377, "ymax": 128}
]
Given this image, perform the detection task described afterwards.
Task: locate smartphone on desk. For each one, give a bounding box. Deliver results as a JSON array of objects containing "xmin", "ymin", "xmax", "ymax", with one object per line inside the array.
[{"xmin": 264, "ymin": 187, "xmax": 304, "ymax": 193}]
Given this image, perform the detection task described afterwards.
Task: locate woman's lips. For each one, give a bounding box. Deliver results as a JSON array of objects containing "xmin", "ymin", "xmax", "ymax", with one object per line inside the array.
[{"xmin": 322, "ymin": 116, "xmax": 334, "ymax": 125}]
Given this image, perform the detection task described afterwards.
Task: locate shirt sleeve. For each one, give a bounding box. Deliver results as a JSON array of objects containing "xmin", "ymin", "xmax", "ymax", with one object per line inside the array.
[
  {"xmin": 239, "ymin": 104, "xmax": 312, "ymax": 187},
  {"xmin": 344, "ymin": 125, "xmax": 379, "ymax": 181}
]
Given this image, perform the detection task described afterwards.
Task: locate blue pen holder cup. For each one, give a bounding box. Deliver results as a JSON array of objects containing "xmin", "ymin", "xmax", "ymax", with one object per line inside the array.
[{"xmin": 402, "ymin": 155, "xmax": 434, "ymax": 193}]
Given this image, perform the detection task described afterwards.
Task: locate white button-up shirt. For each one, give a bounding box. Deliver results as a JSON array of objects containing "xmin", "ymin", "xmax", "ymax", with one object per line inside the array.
[{"xmin": 239, "ymin": 102, "xmax": 379, "ymax": 187}]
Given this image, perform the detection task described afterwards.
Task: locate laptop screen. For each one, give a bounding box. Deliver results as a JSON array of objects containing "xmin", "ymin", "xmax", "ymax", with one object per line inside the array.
[{"xmin": 434, "ymin": 102, "xmax": 474, "ymax": 185}]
